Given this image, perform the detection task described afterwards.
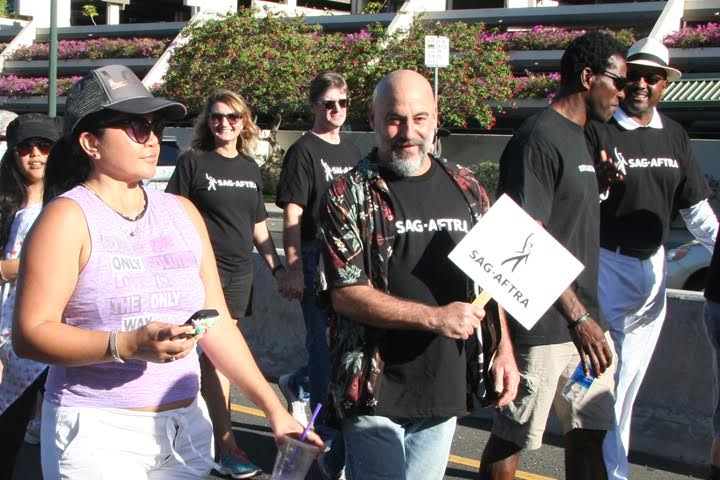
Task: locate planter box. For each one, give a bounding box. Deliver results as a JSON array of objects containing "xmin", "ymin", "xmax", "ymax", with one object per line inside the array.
[
  {"xmin": 3, "ymin": 57, "xmax": 156, "ymax": 76},
  {"xmin": 508, "ymin": 50, "xmax": 562, "ymax": 72},
  {"xmin": 669, "ymin": 47, "xmax": 720, "ymax": 73},
  {"xmin": 34, "ymin": 22, "xmax": 185, "ymax": 41},
  {"xmin": 0, "ymin": 95, "xmax": 65, "ymax": 114},
  {"xmin": 508, "ymin": 47, "xmax": 720, "ymax": 74}
]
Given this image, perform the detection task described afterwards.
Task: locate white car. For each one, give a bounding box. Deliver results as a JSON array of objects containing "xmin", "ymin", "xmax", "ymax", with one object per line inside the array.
[
  {"xmin": 666, "ymin": 240, "xmax": 711, "ymax": 291},
  {"xmin": 145, "ymin": 136, "xmax": 180, "ymax": 191}
]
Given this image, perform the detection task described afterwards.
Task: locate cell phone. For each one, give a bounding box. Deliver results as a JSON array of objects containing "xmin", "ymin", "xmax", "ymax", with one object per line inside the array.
[
  {"xmin": 186, "ymin": 309, "xmax": 219, "ymax": 335},
  {"xmin": 172, "ymin": 309, "xmax": 220, "ymax": 340}
]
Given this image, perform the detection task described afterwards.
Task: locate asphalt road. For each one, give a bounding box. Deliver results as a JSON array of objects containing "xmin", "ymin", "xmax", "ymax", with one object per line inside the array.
[{"xmin": 11, "ymin": 381, "xmax": 707, "ymax": 479}]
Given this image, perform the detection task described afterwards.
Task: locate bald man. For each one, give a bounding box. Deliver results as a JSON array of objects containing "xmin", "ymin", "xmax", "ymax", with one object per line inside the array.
[{"xmin": 317, "ymin": 70, "xmax": 519, "ymax": 479}]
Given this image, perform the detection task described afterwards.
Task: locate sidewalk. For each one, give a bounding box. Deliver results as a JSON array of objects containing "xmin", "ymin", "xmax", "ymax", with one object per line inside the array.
[{"xmin": 265, "ymin": 202, "xmax": 282, "ymax": 219}]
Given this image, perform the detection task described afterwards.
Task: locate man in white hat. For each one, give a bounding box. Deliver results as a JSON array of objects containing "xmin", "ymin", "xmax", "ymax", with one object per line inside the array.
[{"xmin": 586, "ymin": 36, "xmax": 718, "ymax": 480}]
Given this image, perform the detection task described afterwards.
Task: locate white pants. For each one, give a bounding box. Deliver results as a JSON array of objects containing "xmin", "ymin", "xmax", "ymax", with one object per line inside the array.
[
  {"xmin": 598, "ymin": 247, "xmax": 667, "ymax": 480},
  {"xmin": 41, "ymin": 396, "xmax": 215, "ymax": 480}
]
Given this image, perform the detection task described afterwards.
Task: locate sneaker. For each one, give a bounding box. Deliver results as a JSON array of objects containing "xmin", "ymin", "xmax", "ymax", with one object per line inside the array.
[
  {"xmin": 24, "ymin": 419, "xmax": 41, "ymax": 445},
  {"xmin": 217, "ymin": 448, "xmax": 262, "ymax": 479},
  {"xmin": 278, "ymin": 373, "xmax": 308, "ymax": 426}
]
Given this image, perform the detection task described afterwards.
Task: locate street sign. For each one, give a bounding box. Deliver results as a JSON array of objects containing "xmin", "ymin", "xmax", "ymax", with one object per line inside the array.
[{"xmin": 424, "ymin": 35, "xmax": 450, "ymax": 68}]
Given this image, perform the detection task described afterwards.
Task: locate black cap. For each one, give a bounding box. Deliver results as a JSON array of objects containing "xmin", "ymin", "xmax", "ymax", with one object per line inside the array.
[
  {"xmin": 64, "ymin": 64, "xmax": 187, "ymax": 136},
  {"xmin": 7, "ymin": 113, "xmax": 61, "ymax": 150}
]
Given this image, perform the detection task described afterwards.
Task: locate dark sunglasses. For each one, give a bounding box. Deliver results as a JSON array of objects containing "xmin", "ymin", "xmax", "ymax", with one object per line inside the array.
[
  {"xmin": 14, "ymin": 139, "xmax": 54, "ymax": 156},
  {"xmin": 318, "ymin": 99, "xmax": 348, "ymax": 110},
  {"xmin": 210, "ymin": 112, "xmax": 242, "ymax": 125},
  {"xmin": 627, "ymin": 70, "xmax": 666, "ymax": 85},
  {"xmin": 100, "ymin": 118, "xmax": 165, "ymax": 144},
  {"xmin": 601, "ymin": 71, "xmax": 628, "ymax": 91}
]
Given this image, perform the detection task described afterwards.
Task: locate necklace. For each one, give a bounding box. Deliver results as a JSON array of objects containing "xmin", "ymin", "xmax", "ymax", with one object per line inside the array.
[{"xmin": 81, "ymin": 183, "xmax": 148, "ymax": 236}]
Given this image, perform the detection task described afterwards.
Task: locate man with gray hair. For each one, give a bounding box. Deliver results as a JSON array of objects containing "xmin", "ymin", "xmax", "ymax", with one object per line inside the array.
[{"xmin": 318, "ymin": 70, "xmax": 519, "ymax": 479}]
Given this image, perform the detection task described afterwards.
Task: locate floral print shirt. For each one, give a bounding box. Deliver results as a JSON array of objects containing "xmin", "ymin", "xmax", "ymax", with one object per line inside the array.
[
  {"xmin": 318, "ymin": 149, "xmax": 491, "ymax": 419},
  {"xmin": 0, "ymin": 204, "xmax": 46, "ymax": 413}
]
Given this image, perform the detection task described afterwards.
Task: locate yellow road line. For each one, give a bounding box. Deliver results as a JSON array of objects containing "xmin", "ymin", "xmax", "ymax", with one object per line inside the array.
[
  {"xmin": 230, "ymin": 403, "xmax": 556, "ymax": 480},
  {"xmin": 446, "ymin": 454, "xmax": 555, "ymax": 480},
  {"xmin": 448, "ymin": 454, "xmax": 480, "ymax": 468},
  {"xmin": 231, "ymin": 403, "xmax": 266, "ymax": 418}
]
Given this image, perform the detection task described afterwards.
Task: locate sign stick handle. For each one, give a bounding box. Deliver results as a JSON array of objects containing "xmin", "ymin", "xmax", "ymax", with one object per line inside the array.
[{"xmin": 472, "ymin": 290, "xmax": 492, "ymax": 309}]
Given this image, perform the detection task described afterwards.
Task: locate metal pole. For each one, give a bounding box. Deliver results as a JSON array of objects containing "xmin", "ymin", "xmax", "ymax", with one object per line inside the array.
[
  {"xmin": 434, "ymin": 67, "xmax": 438, "ymax": 108},
  {"xmin": 48, "ymin": 0, "xmax": 58, "ymax": 117}
]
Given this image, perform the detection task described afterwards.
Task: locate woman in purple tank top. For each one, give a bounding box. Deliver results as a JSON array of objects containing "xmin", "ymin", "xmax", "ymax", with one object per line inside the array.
[{"xmin": 11, "ymin": 65, "xmax": 322, "ymax": 480}]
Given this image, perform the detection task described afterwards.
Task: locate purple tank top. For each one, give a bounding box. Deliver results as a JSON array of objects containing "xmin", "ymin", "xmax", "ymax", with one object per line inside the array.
[{"xmin": 45, "ymin": 186, "xmax": 205, "ymax": 408}]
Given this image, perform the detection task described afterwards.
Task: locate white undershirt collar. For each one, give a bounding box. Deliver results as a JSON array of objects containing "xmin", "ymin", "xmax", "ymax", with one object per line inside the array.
[{"xmin": 613, "ymin": 106, "xmax": 663, "ymax": 130}]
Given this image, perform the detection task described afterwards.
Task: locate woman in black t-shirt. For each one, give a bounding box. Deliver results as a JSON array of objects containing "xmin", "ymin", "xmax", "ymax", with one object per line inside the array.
[{"xmin": 166, "ymin": 89, "xmax": 289, "ymax": 478}]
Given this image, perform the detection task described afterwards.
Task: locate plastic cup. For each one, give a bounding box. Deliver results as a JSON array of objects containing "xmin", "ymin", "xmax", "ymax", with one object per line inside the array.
[{"xmin": 270, "ymin": 434, "xmax": 322, "ymax": 480}]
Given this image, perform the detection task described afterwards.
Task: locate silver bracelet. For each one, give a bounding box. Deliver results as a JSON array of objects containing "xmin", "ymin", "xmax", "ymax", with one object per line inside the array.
[
  {"xmin": 109, "ymin": 330, "xmax": 125, "ymax": 364},
  {"xmin": 0, "ymin": 261, "xmax": 7, "ymax": 283}
]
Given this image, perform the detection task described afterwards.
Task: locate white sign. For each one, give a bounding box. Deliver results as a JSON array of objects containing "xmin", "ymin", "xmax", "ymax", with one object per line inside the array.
[
  {"xmin": 449, "ymin": 194, "xmax": 584, "ymax": 330},
  {"xmin": 424, "ymin": 36, "xmax": 450, "ymax": 68}
]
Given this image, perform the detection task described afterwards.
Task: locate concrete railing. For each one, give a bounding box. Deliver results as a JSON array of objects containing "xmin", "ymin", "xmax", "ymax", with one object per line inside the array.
[{"xmin": 245, "ymin": 252, "xmax": 714, "ymax": 467}]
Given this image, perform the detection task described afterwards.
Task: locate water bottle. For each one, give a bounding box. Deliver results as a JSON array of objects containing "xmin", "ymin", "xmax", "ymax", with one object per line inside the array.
[{"xmin": 562, "ymin": 362, "xmax": 596, "ymax": 403}]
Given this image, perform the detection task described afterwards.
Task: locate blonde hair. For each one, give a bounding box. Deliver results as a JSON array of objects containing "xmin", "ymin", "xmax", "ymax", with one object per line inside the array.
[{"xmin": 191, "ymin": 89, "xmax": 260, "ymax": 157}]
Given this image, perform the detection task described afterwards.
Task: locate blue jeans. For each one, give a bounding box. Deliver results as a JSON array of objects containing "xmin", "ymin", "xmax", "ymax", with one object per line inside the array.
[
  {"xmin": 342, "ymin": 415, "xmax": 457, "ymax": 480},
  {"xmin": 288, "ymin": 244, "xmax": 345, "ymax": 475},
  {"xmin": 287, "ymin": 243, "xmax": 331, "ymax": 411}
]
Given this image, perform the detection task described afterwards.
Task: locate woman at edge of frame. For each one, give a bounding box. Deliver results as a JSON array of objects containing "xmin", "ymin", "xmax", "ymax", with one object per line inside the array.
[{"xmin": 11, "ymin": 65, "xmax": 321, "ymax": 480}]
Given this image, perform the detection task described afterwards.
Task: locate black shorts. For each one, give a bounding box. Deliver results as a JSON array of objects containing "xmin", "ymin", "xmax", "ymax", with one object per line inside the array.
[{"xmin": 218, "ymin": 269, "xmax": 254, "ymax": 319}]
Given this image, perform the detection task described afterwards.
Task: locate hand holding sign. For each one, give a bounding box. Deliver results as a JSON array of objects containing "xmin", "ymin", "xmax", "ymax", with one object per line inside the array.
[{"xmin": 449, "ymin": 194, "xmax": 584, "ymax": 331}]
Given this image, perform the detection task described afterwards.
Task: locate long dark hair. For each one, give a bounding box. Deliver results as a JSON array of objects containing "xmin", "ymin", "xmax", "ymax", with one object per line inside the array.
[
  {"xmin": 43, "ymin": 112, "xmax": 110, "ymax": 205},
  {"xmin": 0, "ymin": 148, "xmax": 27, "ymax": 252}
]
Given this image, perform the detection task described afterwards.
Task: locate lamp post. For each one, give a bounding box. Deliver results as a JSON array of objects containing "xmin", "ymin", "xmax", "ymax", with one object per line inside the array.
[{"xmin": 48, "ymin": 0, "xmax": 57, "ymax": 117}]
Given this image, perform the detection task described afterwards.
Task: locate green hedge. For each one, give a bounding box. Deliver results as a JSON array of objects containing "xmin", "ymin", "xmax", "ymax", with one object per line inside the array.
[{"xmin": 158, "ymin": 8, "xmax": 515, "ymax": 130}]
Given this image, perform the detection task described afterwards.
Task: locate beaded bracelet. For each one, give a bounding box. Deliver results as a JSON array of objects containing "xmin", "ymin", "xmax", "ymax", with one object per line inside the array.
[{"xmin": 568, "ymin": 312, "xmax": 591, "ymax": 329}]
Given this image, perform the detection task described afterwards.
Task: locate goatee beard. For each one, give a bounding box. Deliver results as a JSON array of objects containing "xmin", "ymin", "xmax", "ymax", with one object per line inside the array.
[{"xmin": 381, "ymin": 139, "xmax": 429, "ymax": 177}]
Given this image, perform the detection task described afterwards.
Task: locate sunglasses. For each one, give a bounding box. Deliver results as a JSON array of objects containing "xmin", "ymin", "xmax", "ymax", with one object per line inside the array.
[
  {"xmin": 318, "ymin": 99, "xmax": 348, "ymax": 110},
  {"xmin": 100, "ymin": 118, "xmax": 165, "ymax": 144},
  {"xmin": 210, "ymin": 112, "xmax": 242, "ymax": 125},
  {"xmin": 14, "ymin": 139, "xmax": 54, "ymax": 156},
  {"xmin": 601, "ymin": 71, "xmax": 628, "ymax": 91},
  {"xmin": 627, "ymin": 71, "xmax": 666, "ymax": 85}
]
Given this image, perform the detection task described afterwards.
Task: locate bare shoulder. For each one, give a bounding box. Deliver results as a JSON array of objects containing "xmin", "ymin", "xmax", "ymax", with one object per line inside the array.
[
  {"xmin": 32, "ymin": 198, "xmax": 86, "ymax": 237},
  {"xmin": 170, "ymin": 194, "xmax": 209, "ymax": 238},
  {"xmin": 23, "ymin": 197, "xmax": 88, "ymax": 262}
]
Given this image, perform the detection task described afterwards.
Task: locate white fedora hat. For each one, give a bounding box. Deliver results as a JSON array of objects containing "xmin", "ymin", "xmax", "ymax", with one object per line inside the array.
[{"xmin": 627, "ymin": 37, "xmax": 682, "ymax": 82}]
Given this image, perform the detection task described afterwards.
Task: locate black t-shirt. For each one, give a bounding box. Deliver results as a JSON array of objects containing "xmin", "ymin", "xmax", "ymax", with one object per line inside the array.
[
  {"xmin": 586, "ymin": 114, "xmax": 711, "ymax": 250},
  {"xmin": 375, "ymin": 161, "xmax": 473, "ymax": 418},
  {"xmin": 166, "ymin": 150, "xmax": 267, "ymax": 275},
  {"xmin": 498, "ymin": 107, "xmax": 606, "ymax": 346},
  {"xmin": 276, "ymin": 132, "xmax": 361, "ymax": 241}
]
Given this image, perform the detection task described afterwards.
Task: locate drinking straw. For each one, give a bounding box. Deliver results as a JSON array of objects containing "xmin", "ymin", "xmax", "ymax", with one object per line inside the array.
[{"xmin": 300, "ymin": 402, "xmax": 323, "ymax": 441}]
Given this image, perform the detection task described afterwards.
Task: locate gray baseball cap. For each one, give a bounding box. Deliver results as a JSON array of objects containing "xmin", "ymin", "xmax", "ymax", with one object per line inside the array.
[{"xmin": 63, "ymin": 64, "xmax": 186, "ymax": 136}]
